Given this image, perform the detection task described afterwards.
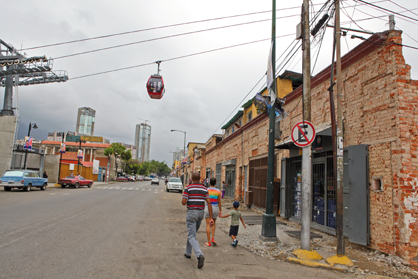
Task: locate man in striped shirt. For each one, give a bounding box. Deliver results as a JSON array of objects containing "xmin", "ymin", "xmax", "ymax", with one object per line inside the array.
[{"xmin": 182, "ymin": 172, "xmax": 214, "ymax": 269}]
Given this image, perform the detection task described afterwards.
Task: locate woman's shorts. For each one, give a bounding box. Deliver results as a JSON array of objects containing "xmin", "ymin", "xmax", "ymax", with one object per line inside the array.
[
  {"xmin": 205, "ymin": 205, "xmax": 219, "ymax": 219},
  {"xmin": 229, "ymin": 225, "xmax": 239, "ymax": 237}
]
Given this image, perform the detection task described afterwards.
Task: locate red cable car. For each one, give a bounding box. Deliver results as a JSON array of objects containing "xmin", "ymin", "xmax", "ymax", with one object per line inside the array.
[{"xmin": 146, "ymin": 61, "xmax": 165, "ymax": 99}]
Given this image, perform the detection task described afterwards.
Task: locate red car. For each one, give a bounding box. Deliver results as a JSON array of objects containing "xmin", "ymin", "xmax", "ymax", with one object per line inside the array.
[
  {"xmin": 116, "ymin": 176, "xmax": 128, "ymax": 182},
  {"xmin": 58, "ymin": 175, "xmax": 93, "ymax": 188}
]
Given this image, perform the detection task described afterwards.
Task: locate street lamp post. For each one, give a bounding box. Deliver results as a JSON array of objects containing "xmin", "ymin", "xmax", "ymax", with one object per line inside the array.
[
  {"xmin": 23, "ymin": 122, "xmax": 38, "ymax": 169},
  {"xmin": 57, "ymin": 132, "xmax": 66, "ymax": 182},
  {"xmin": 75, "ymin": 139, "xmax": 86, "ymax": 175},
  {"xmin": 171, "ymin": 130, "xmax": 186, "ymax": 184}
]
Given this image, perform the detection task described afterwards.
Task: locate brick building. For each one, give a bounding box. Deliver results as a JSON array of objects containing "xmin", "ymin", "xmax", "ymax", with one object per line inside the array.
[{"xmin": 192, "ymin": 30, "xmax": 418, "ymax": 266}]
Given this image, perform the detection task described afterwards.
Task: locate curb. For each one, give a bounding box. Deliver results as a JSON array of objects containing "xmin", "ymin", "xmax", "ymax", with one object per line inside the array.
[{"xmin": 285, "ymin": 257, "xmax": 348, "ymax": 272}]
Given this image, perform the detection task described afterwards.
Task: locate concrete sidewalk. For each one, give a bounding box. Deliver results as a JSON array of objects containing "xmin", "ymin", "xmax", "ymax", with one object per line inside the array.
[
  {"xmin": 47, "ymin": 181, "xmax": 113, "ymax": 188},
  {"xmin": 216, "ymin": 198, "xmax": 418, "ymax": 279}
]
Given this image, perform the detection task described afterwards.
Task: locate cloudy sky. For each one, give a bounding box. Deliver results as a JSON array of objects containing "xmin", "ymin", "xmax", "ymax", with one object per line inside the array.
[{"xmin": 1, "ymin": 0, "xmax": 417, "ymax": 166}]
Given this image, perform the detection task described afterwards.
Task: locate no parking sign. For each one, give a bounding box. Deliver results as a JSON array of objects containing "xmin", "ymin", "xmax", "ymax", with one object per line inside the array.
[{"xmin": 291, "ymin": 121, "xmax": 316, "ymax": 147}]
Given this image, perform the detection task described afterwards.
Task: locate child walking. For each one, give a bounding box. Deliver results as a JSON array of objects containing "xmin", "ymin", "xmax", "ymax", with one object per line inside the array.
[{"xmin": 219, "ymin": 201, "xmax": 246, "ymax": 247}]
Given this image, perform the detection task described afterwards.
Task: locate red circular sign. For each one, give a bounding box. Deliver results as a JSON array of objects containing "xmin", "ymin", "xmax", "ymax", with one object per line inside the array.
[{"xmin": 291, "ymin": 121, "xmax": 316, "ymax": 147}]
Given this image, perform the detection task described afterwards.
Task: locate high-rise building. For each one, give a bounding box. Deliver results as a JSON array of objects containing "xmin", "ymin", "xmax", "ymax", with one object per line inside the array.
[
  {"xmin": 76, "ymin": 107, "xmax": 95, "ymax": 136},
  {"xmin": 135, "ymin": 123, "xmax": 151, "ymax": 163}
]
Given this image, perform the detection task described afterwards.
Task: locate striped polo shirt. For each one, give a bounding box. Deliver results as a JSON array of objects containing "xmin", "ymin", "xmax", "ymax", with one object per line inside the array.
[{"xmin": 183, "ymin": 183, "xmax": 209, "ymax": 210}]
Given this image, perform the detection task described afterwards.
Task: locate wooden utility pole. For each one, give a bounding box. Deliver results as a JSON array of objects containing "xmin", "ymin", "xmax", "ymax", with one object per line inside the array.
[{"xmin": 301, "ymin": 0, "xmax": 312, "ymax": 250}]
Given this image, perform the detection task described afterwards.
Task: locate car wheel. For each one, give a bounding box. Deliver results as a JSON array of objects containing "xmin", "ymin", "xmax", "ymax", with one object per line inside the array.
[
  {"xmin": 25, "ymin": 184, "xmax": 31, "ymax": 192},
  {"xmin": 4, "ymin": 187, "xmax": 11, "ymax": 191},
  {"xmin": 75, "ymin": 182, "xmax": 79, "ymax": 189},
  {"xmin": 61, "ymin": 184, "xmax": 65, "ymax": 188},
  {"xmin": 166, "ymin": 187, "xmax": 169, "ymax": 192},
  {"xmin": 179, "ymin": 190, "xmax": 183, "ymax": 193},
  {"xmin": 41, "ymin": 183, "xmax": 47, "ymax": 191},
  {"xmin": 88, "ymin": 183, "xmax": 92, "ymax": 188}
]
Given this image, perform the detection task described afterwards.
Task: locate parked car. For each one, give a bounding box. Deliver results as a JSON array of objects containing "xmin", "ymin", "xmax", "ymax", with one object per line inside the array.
[
  {"xmin": 116, "ymin": 176, "xmax": 129, "ymax": 182},
  {"xmin": 166, "ymin": 177, "xmax": 183, "ymax": 193},
  {"xmin": 58, "ymin": 175, "xmax": 93, "ymax": 188},
  {"xmin": 126, "ymin": 175, "xmax": 135, "ymax": 182},
  {"xmin": 0, "ymin": 170, "xmax": 48, "ymax": 191},
  {"xmin": 151, "ymin": 177, "xmax": 159, "ymax": 185}
]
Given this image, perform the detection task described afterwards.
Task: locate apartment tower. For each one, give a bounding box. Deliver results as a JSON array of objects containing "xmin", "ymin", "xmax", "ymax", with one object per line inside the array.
[
  {"xmin": 135, "ymin": 123, "xmax": 151, "ymax": 163},
  {"xmin": 76, "ymin": 107, "xmax": 95, "ymax": 136}
]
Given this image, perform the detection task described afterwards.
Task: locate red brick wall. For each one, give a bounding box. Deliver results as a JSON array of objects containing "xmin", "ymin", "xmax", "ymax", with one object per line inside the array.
[{"xmin": 278, "ymin": 30, "xmax": 418, "ymax": 263}]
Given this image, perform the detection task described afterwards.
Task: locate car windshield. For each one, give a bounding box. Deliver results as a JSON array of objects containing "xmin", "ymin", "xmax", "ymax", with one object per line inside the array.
[
  {"xmin": 65, "ymin": 176, "xmax": 75, "ymax": 179},
  {"xmin": 169, "ymin": 178, "xmax": 181, "ymax": 183},
  {"xmin": 3, "ymin": 171, "xmax": 24, "ymax": 177}
]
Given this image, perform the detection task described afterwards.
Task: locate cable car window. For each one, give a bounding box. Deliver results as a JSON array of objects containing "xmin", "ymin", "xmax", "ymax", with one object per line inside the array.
[{"xmin": 148, "ymin": 77, "xmax": 163, "ymax": 93}]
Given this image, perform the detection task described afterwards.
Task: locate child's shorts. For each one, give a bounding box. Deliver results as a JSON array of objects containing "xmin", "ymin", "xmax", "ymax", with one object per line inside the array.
[{"xmin": 229, "ymin": 225, "xmax": 239, "ymax": 237}]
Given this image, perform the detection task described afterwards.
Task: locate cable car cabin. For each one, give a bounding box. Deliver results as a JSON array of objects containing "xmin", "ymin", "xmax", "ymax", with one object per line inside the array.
[{"xmin": 147, "ymin": 75, "xmax": 165, "ymax": 99}]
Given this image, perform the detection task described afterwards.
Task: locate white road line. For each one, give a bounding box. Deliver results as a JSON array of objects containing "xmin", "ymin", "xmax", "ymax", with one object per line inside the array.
[
  {"xmin": 148, "ymin": 189, "xmax": 152, "ymax": 191},
  {"xmin": 102, "ymin": 187, "xmax": 108, "ymax": 189},
  {"xmin": 141, "ymin": 189, "xmax": 145, "ymax": 191},
  {"xmin": 109, "ymin": 187, "xmax": 114, "ymax": 189}
]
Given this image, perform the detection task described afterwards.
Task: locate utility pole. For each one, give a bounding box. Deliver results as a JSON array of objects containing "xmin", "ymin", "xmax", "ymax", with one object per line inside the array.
[
  {"xmin": 335, "ymin": 0, "xmax": 345, "ymax": 256},
  {"xmin": 260, "ymin": 0, "xmax": 277, "ymax": 242},
  {"xmin": 57, "ymin": 132, "xmax": 65, "ymax": 181},
  {"xmin": 301, "ymin": 0, "xmax": 312, "ymax": 251}
]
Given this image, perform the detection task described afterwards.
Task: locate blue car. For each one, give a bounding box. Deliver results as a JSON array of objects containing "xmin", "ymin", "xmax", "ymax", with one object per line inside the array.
[{"xmin": 0, "ymin": 170, "xmax": 48, "ymax": 191}]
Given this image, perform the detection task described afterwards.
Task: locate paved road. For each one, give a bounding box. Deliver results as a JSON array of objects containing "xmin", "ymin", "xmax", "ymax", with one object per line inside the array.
[{"xmin": 0, "ymin": 180, "xmax": 365, "ymax": 279}]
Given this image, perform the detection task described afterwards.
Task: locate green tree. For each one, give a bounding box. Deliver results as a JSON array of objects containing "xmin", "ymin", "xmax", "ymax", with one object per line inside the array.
[{"xmin": 104, "ymin": 143, "xmax": 126, "ymax": 177}]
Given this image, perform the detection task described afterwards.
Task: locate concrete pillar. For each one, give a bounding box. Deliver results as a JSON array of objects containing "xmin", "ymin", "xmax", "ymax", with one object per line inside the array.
[{"xmin": 0, "ymin": 116, "xmax": 17, "ymax": 175}]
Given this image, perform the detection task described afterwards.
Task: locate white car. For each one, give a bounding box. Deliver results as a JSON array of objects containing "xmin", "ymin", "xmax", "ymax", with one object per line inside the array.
[
  {"xmin": 166, "ymin": 177, "xmax": 183, "ymax": 193},
  {"xmin": 151, "ymin": 178, "xmax": 159, "ymax": 185}
]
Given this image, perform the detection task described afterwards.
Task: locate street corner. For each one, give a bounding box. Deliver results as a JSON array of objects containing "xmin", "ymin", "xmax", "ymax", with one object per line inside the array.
[{"xmin": 326, "ymin": 255, "xmax": 354, "ymax": 267}]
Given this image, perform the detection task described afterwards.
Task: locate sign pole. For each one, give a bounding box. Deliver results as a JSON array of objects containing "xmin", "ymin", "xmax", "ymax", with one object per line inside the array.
[
  {"xmin": 260, "ymin": 0, "xmax": 278, "ymax": 242},
  {"xmin": 301, "ymin": 0, "xmax": 312, "ymax": 251}
]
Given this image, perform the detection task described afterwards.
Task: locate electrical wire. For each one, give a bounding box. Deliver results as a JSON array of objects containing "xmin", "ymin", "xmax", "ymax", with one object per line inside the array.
[
  {"xmin": 355, "ymin": 0, "xmax": 418, "ymax": 22},
  {"xmin": 20, "ymin": 0, "xmax": 389, "ymax": 53},
  {"xmin": 71, "ymin": 33, "xmax": 294, "ymax": 80},
  {"xmin": 22, "ymin": 4, "xmax": 329, "ymax": 52},
  {"xmin": 53, "ymin": 14, "xmax": 299, "ymax": 60},
  {"xmin": 387, "ymin": 0, "xmax": 418, "ymax": 17},
  {"xmin": 352, "ymin": 34, "xmax": 418, "ymax": 50}
]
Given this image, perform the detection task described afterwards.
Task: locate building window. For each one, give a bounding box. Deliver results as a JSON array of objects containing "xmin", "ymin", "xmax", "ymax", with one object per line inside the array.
[
  {"xmin": 226, "ymin": 131, "xmax": 229, "ymax": 137},
  {"xmin": 248, "ymin": 112, "xmax": 253, "ymax": 122},
  {"xmin": 232, "ymin": 126, "xmax": 235, "ymax": 133}
]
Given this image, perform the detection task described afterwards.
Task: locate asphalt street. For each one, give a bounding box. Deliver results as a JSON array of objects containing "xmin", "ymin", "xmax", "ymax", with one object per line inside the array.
[{"xmin": 0, "ymin": 180, "xmax": 366, "ymax": 279}]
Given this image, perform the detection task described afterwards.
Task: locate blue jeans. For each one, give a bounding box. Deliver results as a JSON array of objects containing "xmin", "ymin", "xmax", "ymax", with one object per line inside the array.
[{"xmin": 185, "ymin": 209, "xmax": 204, "ymax": 258}]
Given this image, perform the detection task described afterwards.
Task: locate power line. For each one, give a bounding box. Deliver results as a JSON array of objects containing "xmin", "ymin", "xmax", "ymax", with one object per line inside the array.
[
  {"xmin": 53, "ymin": 15, "xmax": 299, "ymax": 60},
  {"xmin": 21, "ymin": 0, "xmax": 390, "ymax": 53},
  {"xmin": 355, "ymin": 0, "xmax": 418, "ymax": 22},
  {"xmin": 22, "ymin": 5, "xmax": 324, "ymax": 52},
  {"xmin": 388, "ymin": 0, "xmax": 418, "ymax": 17},
  {"xmin": 71, "ymin": 34, "xmax": 294, "ymax": 80}
]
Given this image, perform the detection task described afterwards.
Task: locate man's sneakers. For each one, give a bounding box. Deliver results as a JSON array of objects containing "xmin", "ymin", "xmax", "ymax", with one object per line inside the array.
[
  {"xmin": 233, "ymin": 239, "xmax": 238, "ymax": 247},
  {"xmin": 197, "ymin": 255, "xmax": 205, "ymax": 269},
  {"xmin": 184, "ymin": 254, "xmax": 191, "ymax": 259}
]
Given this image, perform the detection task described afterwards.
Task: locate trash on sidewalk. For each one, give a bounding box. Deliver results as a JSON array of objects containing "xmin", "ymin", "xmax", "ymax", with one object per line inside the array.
[{"xmin": 216, "ymin": 197, "xmax": 418, "ymax": 279}]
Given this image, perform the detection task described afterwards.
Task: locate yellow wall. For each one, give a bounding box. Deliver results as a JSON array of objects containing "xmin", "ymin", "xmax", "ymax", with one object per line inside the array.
[{"xmin": 187, "ymin": 143, "xmax": 198, "ymax": 158}]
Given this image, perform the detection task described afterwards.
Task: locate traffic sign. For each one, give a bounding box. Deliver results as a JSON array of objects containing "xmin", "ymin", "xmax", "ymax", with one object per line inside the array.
[{"xmin": 291, "ymin": 121, "xmax": 316, "ymax": 147}]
